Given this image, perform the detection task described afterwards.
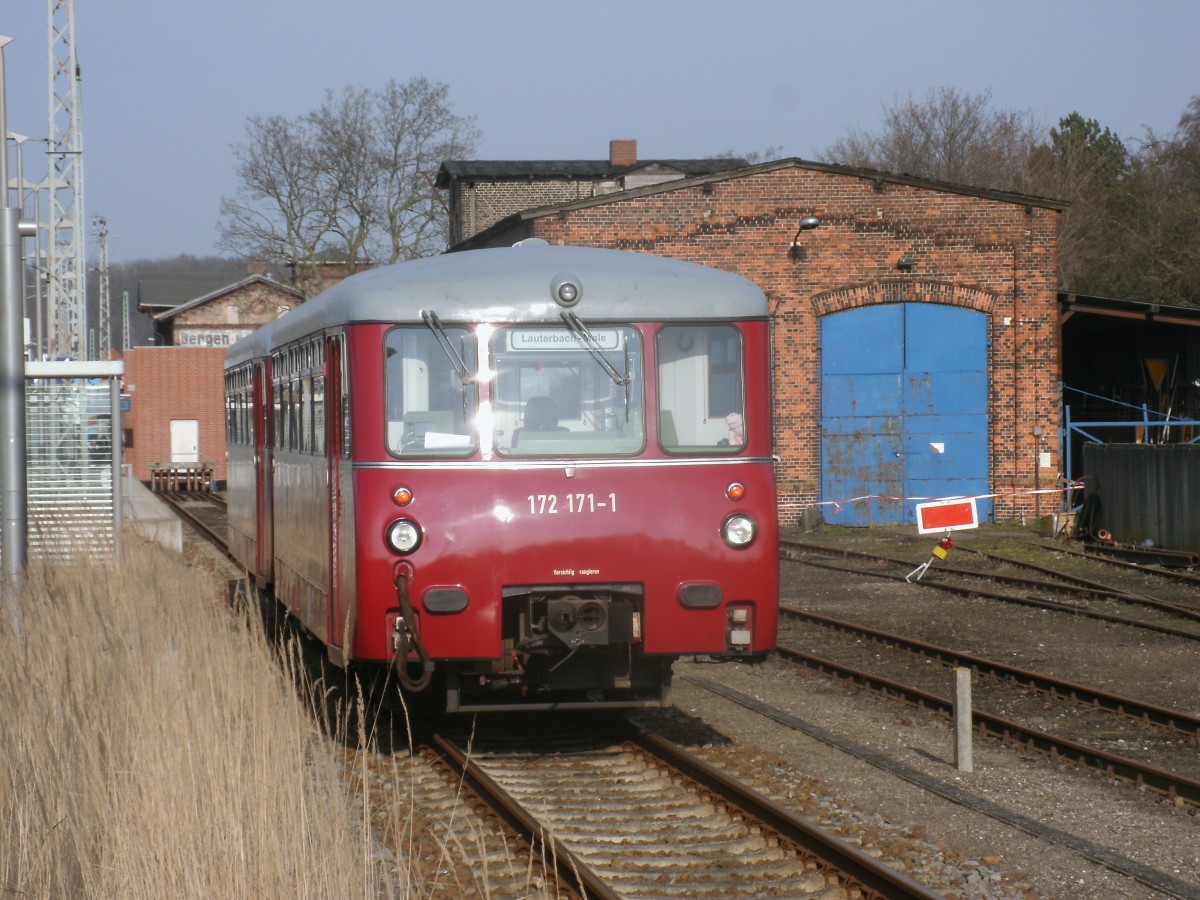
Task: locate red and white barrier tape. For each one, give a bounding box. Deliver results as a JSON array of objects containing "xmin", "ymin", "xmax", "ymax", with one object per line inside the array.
[{"xmin": 815, "ymin": 482, "xmax": 1084, "ymax": 513}]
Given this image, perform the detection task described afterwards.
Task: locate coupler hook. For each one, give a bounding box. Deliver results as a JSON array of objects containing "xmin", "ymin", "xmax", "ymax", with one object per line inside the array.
[{"xmin": 392, "ymin": 564, "xmax": 433, "ymax": 692}]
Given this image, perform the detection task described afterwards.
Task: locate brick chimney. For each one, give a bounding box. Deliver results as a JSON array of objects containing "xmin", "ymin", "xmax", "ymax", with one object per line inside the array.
[{"xmin": 609, "ymin": 139, "xmax": 637, "ymax": 167}]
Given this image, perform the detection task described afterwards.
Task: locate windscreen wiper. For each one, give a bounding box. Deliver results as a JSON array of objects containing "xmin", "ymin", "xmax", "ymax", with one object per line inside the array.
[
  {"xmin": 560, "ymin": 311, "xmax": 630, "ymax": 386},
  {"xmin": 421, "ymin": 310, "xmax": 473, "ymax": 384}
]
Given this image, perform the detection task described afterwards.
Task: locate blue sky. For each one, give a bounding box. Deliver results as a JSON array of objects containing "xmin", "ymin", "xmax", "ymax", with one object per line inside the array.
[{"xmin": 4, "ymin": 1, "xmax": 1198, "ymax": 263}]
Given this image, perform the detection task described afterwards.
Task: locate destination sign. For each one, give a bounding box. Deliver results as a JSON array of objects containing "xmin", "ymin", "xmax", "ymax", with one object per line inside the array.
[{"xmin": 507, "ymin": 328, "xmax": 620, "ymax": 351}]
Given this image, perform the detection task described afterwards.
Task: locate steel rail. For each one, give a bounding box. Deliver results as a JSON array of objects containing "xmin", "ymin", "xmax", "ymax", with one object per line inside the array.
[
  {"xmin": 782, "ymin": 606, "xmax": 1200, "ymax": 737},
  {"xmin": 1049, "ymin": 543, "xmax": 1200, "ymax": 589},
  {"xmin": 686, "ymin": 675, "xmax": 1200, "ymax": 900},
  {"xmin": 155, "ymin": 491, "xmax": 237, "ymax": 563},
  {"xmin": 416, "ymin": 724, "xmax": 615, "ymax": 900},
  {"xmin": 785, "ymin": 538, "xmax": 1153, "ymax": 603},
  {"xmin": 773, "ymin": 643, "xmax": 1200, "ymax": 807},
  {"xmin": 956, "ymin": 545, "xmax": 1200, "ymax": 621},
  {"xmin": 615, "ymin": 718, "xmax": 945, "ymax": 900},
  {"xmin": 424, "ymin": 714, "xmax": 944, "ymax": 900}
]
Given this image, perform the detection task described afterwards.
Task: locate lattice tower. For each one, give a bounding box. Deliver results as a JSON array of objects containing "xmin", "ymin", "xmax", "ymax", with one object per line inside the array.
[
  {"xmin": 47, "ymin": 0, "xmax": 86, "ymax": 359},
  {"xmin": 94, "ymin": 215, "xmax": 108, "ymax": 358}
]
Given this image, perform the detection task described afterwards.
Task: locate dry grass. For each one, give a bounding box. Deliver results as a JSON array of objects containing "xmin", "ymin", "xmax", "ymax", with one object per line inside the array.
[{"xmin": 0, "ymin": 536, "xmax": 402, "ymax": 898}]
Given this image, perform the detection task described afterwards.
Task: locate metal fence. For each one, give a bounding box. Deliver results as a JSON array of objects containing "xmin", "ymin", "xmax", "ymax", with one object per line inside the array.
[
  {"xmin": 1080, "ymin": 442, "xmax": 1200, "ymax": 553},
  {"xmin": 22, "ymin": 362, "xmax": 124, "ymax": 561}
]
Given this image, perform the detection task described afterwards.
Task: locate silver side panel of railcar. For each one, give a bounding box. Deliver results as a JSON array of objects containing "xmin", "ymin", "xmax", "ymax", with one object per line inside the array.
[{"xmin": 226, "ymin": 318, "xmax": 275, "ymax": 369}]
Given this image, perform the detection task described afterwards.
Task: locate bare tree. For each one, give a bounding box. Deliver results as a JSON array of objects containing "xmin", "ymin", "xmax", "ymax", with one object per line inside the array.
[
  {"xmin": 821, "ymin": 87, "xmax": 1044, "ymax": 193},
  {"xmin": 219, "ymin": 77, "xmax": 480, "ymax": 296},
  {"xmin": 374, "ymin": 78, "xmax": 481, "ymax": 264},
  {"xmin": 219, "ymin": 115, "xmax": 329, "ymax": 294}
]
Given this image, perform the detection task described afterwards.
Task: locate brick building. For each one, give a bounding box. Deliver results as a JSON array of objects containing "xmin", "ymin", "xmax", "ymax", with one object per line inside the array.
[
  {"xmin": 448, "ymin": 158, "xmax": 1063, "ymax": 526},
  {"xmin": 124, "ymin": 271, "xmax": 303, "ymax": 484},
  {"xmin": 150, "ymin": 272, "xmax": 302, "ymax": 348},
  {"xmin": 121, "ymin": 347, "xmax": 228, "ymax": 483},
  {"xmin": 436, "ymin": 139, "xmax": 745, "ymax": 245}
]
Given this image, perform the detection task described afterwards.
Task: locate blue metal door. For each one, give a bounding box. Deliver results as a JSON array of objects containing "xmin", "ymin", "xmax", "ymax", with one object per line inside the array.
[{"xmin": 820, "ymin": 304, "xmax": 989, "ymax": 525}]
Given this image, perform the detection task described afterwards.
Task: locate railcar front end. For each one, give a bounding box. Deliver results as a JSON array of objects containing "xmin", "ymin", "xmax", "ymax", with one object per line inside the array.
[{"xmin": 347, "ymin": 305, "xmax": 776, "ymax": 710}]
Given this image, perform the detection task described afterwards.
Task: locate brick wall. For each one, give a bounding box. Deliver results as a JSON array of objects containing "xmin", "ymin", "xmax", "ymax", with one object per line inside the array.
[
  {"xmin": 454, "ymin": 180, "xmax": 616, "ymax": 242},
  {"xmin": 122, "ymin": 347, "xmax": 228, "ymax": 483},
  {"xmin": 170, "ymin": 280, "xmax": 299, "ymax": 348},
  {"xmin": 483, "ymin": 163, "xmax": 1061, "ymax": 524},
  {"xmin": 174, "ymin": 281, "xmax": 296, "ymax": 330}
]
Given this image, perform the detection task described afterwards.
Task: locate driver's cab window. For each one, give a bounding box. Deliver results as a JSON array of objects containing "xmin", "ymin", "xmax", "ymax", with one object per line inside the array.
[
  {"xmin": 657, "ymin": 324, "xmax": 745, "ymax": 453},
  {"xmin": 491, "ymin": 325, "xmax": 645, "ymax": 456},
  {"xmin": 384, "ymin": 327, "xmax": 478, "ymax": 456}
]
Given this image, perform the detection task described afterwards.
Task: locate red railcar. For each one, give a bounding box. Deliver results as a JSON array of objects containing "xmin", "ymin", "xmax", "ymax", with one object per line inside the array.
[{"xmin": 225, "ymin": 241, "xmax": 778, "ymax": 711}]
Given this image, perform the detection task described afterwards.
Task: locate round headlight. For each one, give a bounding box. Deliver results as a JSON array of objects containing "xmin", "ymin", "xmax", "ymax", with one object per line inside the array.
[
  {"xmin": 385, "ymin": 518, "xmax": 423, "ymax": 555},
  {"xmin": 722, "ymin": 514, "xmax": 757, "ymax": 548}
]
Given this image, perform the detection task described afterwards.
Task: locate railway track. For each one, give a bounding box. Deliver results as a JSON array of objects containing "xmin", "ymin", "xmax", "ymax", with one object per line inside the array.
[
  {"xmin": 1049, "ymin": 542, "xmax": 1200, "ymax": 591},
  {"xmin": 776, "ymin": 607, "xmax": 1200, "ymax": 808},
  {"xmin": 153, "ymin": 490, "xmax": 234, "ymax": 561},
  {"xmin": 781, "ymin": 538, "xmax": 1200, "ymax": 641},
  {"xmin": 682, "ymin": 673, "xmax": 1200, "ymax": 900},
  {"xmin": 779, "ymin": 537, "xmax": 1200, "ymax": 808},
  {"xmin": 782, "ymin": 607, "xmax": 1200, "ymax": 737},
  {"xmin": 422, "ymin": 714, "xmax": 942, "ymax": 900}
]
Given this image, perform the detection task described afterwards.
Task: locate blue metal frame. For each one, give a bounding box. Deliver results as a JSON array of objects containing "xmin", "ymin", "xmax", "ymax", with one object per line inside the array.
[{"xmin": 1062, "ymin": 397, "xmax": 1200, "ymax": 485}]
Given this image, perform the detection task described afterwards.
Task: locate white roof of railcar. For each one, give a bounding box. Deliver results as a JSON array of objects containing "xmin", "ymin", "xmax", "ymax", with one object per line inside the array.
[{"xmin": 227, "ymin": 242, "xmax": 766, "ymax": 367}]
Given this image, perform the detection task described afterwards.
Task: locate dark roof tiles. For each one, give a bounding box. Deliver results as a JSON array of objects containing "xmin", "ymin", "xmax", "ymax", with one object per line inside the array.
[{"xmin": 436, "ymin": 158, "xmax": 747, "ymax": 186}]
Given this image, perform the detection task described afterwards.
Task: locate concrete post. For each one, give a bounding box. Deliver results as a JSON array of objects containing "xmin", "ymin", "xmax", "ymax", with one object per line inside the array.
[{"xmin": 953, "ymin": 666, "xmax": 974, "ymax": 773}]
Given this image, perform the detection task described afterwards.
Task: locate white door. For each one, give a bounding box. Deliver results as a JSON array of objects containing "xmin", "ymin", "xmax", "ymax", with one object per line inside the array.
[{"xmin": 170, "ymin": 419, "xmax": 200, "ymax": 463}]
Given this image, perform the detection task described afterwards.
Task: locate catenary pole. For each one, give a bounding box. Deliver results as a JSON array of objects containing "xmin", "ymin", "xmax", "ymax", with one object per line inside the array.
[{"xmin": 1, "ymin": 35, "xmax": 37, "ymax": 584}]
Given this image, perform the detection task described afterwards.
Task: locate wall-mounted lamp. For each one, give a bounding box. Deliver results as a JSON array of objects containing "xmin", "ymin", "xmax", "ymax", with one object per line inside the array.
[
  {"xmin": 897, "ymin": 256, "xmax": 916, "ymax": 271},
  {"xmin": 789, "ymin": 215, "xmax": 821, "ymax": 259}
]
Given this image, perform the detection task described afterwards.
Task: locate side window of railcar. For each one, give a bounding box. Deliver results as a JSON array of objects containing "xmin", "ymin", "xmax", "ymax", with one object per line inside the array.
[
  {"xmin": 312, "ymin": 374, "xmax": 325, "ymax": 456},
  {"xmin": 300, "ymin": 374, "xmax": 313, "ymax": 453},
  {"xmin": 383, "ymin": 327, "xmax": 478, "ymax": 456},
  {"xmin": 273, "ymin": 381, "xmax": 283, "ymax": 450},
  {"xmin": 224, "ymin": 375, "xmax": 235, "ymax": 441},
  {"xmin": 289, "ymin": 375, "xmax": 301, "ymax": 451},
  {"xmin": 492, "ymin": 325, "xmax": 645, "ymax": 457},
  {"xmin": 657, "ymin": 325, "xmax": 746, "ymax": 454}
]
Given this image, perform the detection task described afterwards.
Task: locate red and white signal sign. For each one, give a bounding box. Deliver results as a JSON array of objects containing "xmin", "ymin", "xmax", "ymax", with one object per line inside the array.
[{"xmin": 915, "ymin": 498, "xmax": 979, "ymax": 534}]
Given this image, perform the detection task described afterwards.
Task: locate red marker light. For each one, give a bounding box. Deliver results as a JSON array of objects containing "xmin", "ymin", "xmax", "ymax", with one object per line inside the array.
[
  {"xmin": 392, "ymin": 486, "xmax": 413, "ymax": 506},
  {"xmin": 938, "ymin": 536, "xmax": 953, "ymax": 551},
  {"xmin": 726, "ymin": 482, "xmax": 746, "ymax": 501}
]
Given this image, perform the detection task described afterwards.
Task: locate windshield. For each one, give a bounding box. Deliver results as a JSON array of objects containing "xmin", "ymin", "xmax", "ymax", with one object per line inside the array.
[
  {"xmin": 384, "ymin": 326, "xmax": 478, "ymax": 456},
  {"xmin": 491, "ymin": 325, "xmax": 644, "ymax": 456}
]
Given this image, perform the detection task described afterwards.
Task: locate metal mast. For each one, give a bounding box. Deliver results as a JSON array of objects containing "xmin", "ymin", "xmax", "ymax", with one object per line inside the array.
[
  {"xmin": 122, "ymin": 289, "xmax": 130, "ymax": 353},
  {"xmin": 46, "ymin": 0, "xmax": 85, "ymax": 360},
  {"xmin": 94, "ymin": 215, "xmax": 108, "ymax": 358}
]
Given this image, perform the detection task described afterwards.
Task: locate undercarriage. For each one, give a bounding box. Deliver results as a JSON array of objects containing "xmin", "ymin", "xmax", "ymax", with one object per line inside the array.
[{"xmin": 443, "ymin": 584, "xmax": 674, "ymax": 713}]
